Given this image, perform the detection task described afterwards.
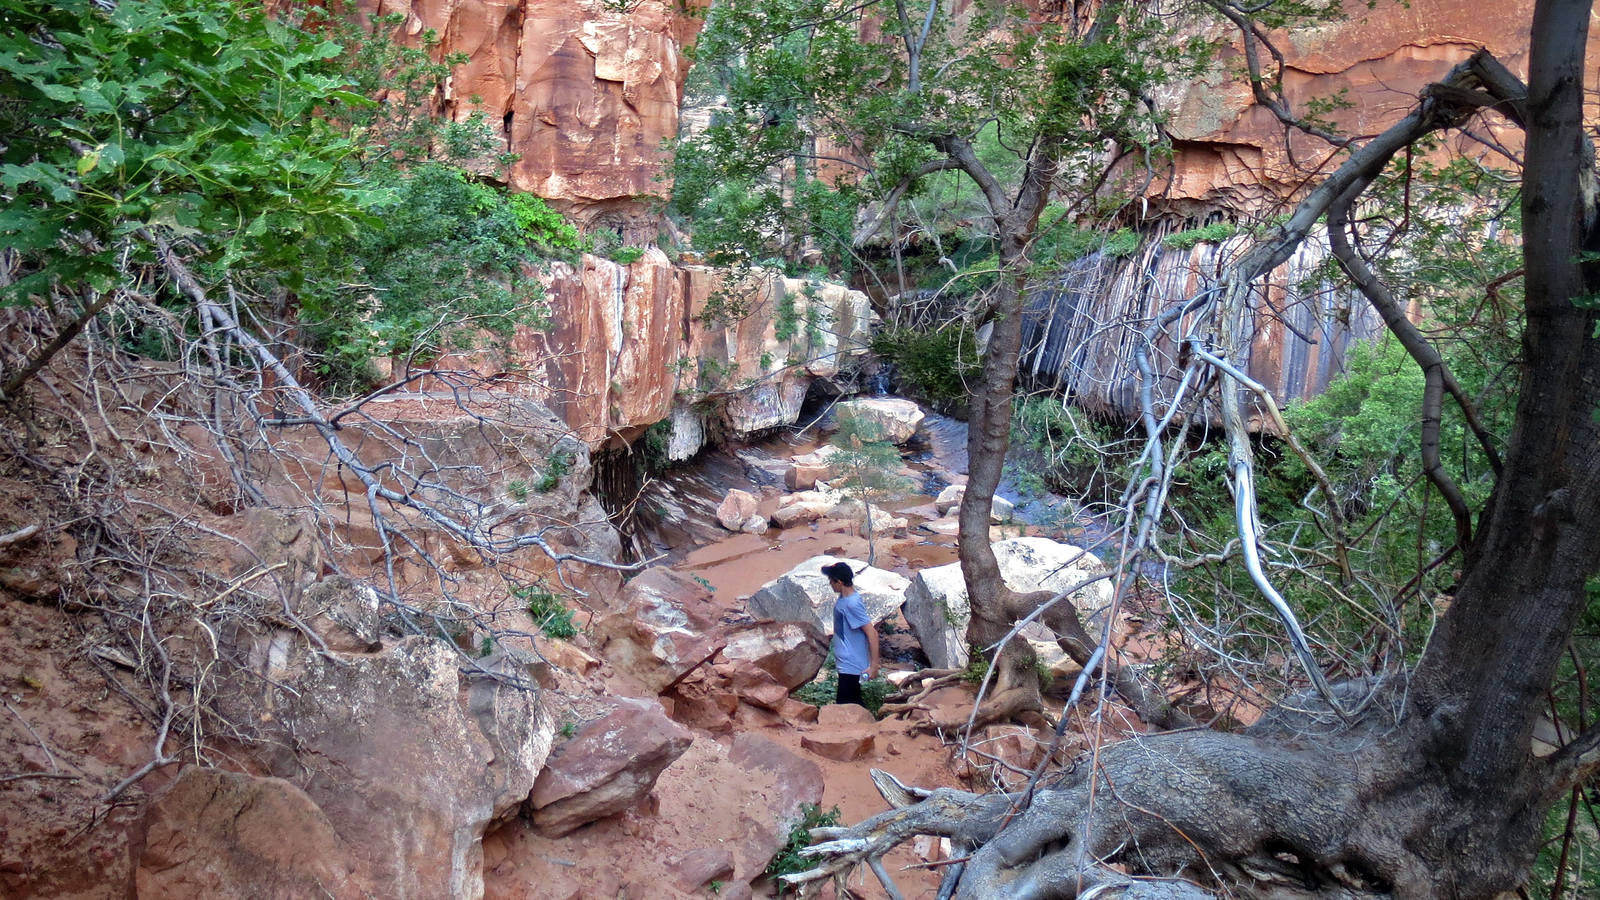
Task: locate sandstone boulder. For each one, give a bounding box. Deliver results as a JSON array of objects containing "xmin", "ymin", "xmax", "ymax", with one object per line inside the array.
[
  {"xmin": 595, "ymin": 567, "xmax": 726, "ymax": 692},
  {"xmin": 716, "ymin": 489, "xmax": 759, "ymax": 531},
  {"xmin": 826, "ymin": 497, "xmax": 909, "ymax": 533},
  {"xmin": 716, "ymin": 620, "xmax": 828, "ymax": 690},
  {"xmin": 529, "ymin": 698, "xmax": 694, "ymax": 836},
  {"xmin": 710, "ymin": 659, "xmax": 793, "ymax": 711},
  {"xmin": 784, "ymin": 445, "xmax": 843, "ymax": 490},
  {"xmin": 800, "ymin": 730, "xmax": 875, "ymax": 762},
  {"xmin": 817, "ymin": 703, "xmax": 876, "ymax": 726},
  {"xmin": 740, "ymin": 514, "xmax": 770, "ymax": 535},
  {"xmin": 535, "ymin": 636, "xmax": 601, "ymax": 675},
  {"xmin": 934, "ymin": 484, "xmax": 1016, "ymax": 522},
  {"xmin": 669, "ymin": 847, "xmax": 736, "ymax": 893},
  {"xmin": 727, "ymin": 734, "xmax": 825, "ymax": 880},
  {"xmin": 657, "ymin": 620, "xmax": 826, "ymax": 723},
  {"xmin": 617, "ymin": 565, "xmax": 721, "ymax": 629},
  {"xmin": 771, "ymin": 488, "xmax": 841, "ymax": 528},
  {"xmin": 291, "ymin": 576, "xmax": 381, "ymax": 653},
  {"xmin": 594, "ymin": 612, "xmax": 723, "ymax": 693},
  {"xmin": 748, "ymin": 556, "xmax": 909, "ymax": 636},
  {"xmin": 903, "ymin": 538, "xmax": 1113, "ymax": 669},
  {"xmin": 832, "ymin": 397, "xmax": 926, "ymax": 444},
  {"xmin": 135, "ymin": 767, "xmax": 366, "ymax": 900},
  {"xmin": 261, "ymin": 630, "xmax": 556, "ymax": 899}
]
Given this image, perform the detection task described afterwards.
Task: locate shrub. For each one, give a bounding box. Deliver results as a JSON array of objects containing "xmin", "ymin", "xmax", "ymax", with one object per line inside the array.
[
  {"xmin": 766, "ymin": 803, "xmax": 842, "ymax": 892},
  {"xmin": 518, "ymin": 588, "xmax": 578, "ymax": 639},
  {"xmin": 535, "ymin": 450, "xmax": 574, "ymax": 492},
  {"xmin": 872, "ymin": 324, "xmax": 982, "ymax": 410},
  {"xmin": 1163, "ymin": 221, "xmax": 1239, "ymax": 250},
  {"xmin": 792, "ymin": 672, "xmax": 893, "ymax": 716},
  {"xmin": 607, "ymin": 245, "xmax": 645, "ymax": 265}
]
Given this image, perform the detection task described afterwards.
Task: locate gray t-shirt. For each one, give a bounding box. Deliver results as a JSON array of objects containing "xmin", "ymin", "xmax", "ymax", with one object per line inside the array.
[{"xmin": 832, "ymin": 591, "xmax": 871, "ymax": 675}]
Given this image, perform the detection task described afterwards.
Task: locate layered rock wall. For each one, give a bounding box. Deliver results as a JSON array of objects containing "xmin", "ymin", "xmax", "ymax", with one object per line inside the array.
[
  {"xmin": 1019, "ymin": 222, "xmax": 1382, "ymax": 420},
  {"xmin": 348, "ymin": 0, "xmax": 1536, "ymax": 433},
  {"xmin": 463, "ymin": 253, "xmax": 876, "ymax": 453}
]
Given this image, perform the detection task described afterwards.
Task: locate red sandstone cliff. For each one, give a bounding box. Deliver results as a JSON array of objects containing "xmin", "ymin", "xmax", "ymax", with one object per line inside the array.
[
  {"xmin": 361, "ymin": 0, "xmax": 704, "ymax": 240},
  {"xmin": 352, "ymin": 0, "xmax": 1539, "ymax": 435},
  {"xmin": 1153, "ymin": 0, "xmax": 1532, "ymax": 216}
]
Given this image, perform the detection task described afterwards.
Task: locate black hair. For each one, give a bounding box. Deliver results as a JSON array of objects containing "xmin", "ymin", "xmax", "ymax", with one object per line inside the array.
[{"xmin": 821, "ymin": 561, "xmax": 855, "ymax": 586}]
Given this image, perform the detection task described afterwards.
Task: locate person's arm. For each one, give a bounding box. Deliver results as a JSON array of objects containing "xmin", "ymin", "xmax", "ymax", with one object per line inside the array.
[{"xmin": 861, "ymin": 620, "xmax": 879, "ymax": 680}]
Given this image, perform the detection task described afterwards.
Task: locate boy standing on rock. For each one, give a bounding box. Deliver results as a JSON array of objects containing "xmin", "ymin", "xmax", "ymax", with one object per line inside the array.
[{"xmin": 822, "ymin": 562, "xmax": 879, "ymax": 707}]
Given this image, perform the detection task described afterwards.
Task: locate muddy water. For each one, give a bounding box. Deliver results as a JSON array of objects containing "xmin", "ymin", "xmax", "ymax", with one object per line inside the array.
[
  {"xmin": 632, "ymin": 404, "xmax": 1089, "ymax": 611},
  {"xmin": 619, "ymin": 421, "xmax": 955, "ymax": 605}
]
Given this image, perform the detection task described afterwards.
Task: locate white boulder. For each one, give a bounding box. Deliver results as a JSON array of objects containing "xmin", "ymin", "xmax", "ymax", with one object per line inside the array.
[
  {"xmin": 832, "ymin": 398, "xmax": 926, "ymax": 445},
  {"xmin": 771, "ymin": 488, "xmax": 841, "ymax": 528},
  {"xmin": 934, "ymin": 484, "xmax": 1015, "ymax": 522},
  {"xmin": 748, "ymin": 555, "xmax": 909, "ymax": 636},
  {"xmin": 902, "ymin": 538, "xmax": 1112, "ymax": 669}
]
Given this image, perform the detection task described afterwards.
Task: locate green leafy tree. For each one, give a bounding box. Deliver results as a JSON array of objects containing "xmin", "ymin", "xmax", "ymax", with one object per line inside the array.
[
  {"xmin": 0, "ymin": 0, "xmax": 368, "ymax": 395},
  {"xmin": 0, "ymin": 0, "xmax": 582, "ymax": 395},
  {"xmin": 828, "ymin": 410, "xmax": 914, "ymax": 565},
  {"xmin": 782, "ymin": 8, "xmax": 1600, "ymax": 893},
  {"xmin": 675, "ymin": 0, "xmax": 1207, "ymax": 725}
]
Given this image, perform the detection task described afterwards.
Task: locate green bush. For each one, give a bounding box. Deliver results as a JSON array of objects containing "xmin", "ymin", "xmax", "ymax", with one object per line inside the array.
[
  {"xmin": 872, "ymin": 325, "xmax": 982, "ymax": 410},
  {"xmin": 792, "ymin": 671, "xmax": 893, "ymax": 715},
  {"xmin": 299, "ymin": 162, "xmax": 573, "ymax": 390},
  {"xmin": 607, "ymin": 246, "xmax": 646, "ymax": 265},
  {"xmin": 766, "ymin": 803, "xmax": 842, "ymax": 892},
  {"xmin": 1163, "ymin": 221, "xmax": 1239, "ymax": 250},
  {"xmin": 518, "ymin": 588, "xmax": 578, "ymax": 639},
  {"xmin": 535, "ymin": 450, "xmax": 574, "ymax": 492},
  {"xmin": 792, "ymin": 675, "xmax": 837, "ymax": 707}
]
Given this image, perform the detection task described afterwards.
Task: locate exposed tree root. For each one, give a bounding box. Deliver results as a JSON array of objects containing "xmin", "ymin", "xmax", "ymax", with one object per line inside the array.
[
  {"xmin": 911, "ymin": 683, "xmax": 1044, "ymax": 735},
  {"xmin": 879, "ymin": 670, "xmax": 967, "ymax": 718},
  {"xmin": 789, "ymin": 721, "xmax": 1450, "ymax": 899}
]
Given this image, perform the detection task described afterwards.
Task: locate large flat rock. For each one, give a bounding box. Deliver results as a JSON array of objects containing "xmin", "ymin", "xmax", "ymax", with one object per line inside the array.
[
  {"xmin": 748, "ymin": 555, "xmax": 909, "ymax": 636},
  {"xmin": 902, "ymin": 538, "xmax": 1113, "ymax": 669}
]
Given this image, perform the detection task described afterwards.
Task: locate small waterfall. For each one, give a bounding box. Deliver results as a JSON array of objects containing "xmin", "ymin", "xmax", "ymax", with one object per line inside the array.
[{"xmin": 1018, "ymin": 222, "xmax": 1382, "ymax": 421}]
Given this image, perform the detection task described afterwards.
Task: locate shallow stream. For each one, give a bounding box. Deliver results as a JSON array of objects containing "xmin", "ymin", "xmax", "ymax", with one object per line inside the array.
[{"xmin": 619, "ymin": 400, "xmax": 1091, "ymax": 612}]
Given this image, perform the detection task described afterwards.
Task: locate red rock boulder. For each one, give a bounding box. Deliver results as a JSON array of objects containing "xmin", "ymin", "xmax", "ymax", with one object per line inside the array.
[
  {"xmin": 529, "ymin": 698, "xmax": 694, "ymax": 836},
  {"xmin": 135, "ymin": 767, "xmax": 367, "ymax": 900}
]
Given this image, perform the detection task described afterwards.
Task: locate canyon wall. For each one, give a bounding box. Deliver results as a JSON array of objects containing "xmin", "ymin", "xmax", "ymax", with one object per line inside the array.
[
  {"xmin": 356, "ymin": 0, "xmax": 887, "ymax": 450},
  {"xmin": 1152, "ymin": 0, "xmax": 1531, "ymax": 217},
  {"xmin": 513, "ymin": 253, "xmax": 877, "ymax": 453},
  {"xmin": 1084, "ymin": 0, "xmax": 1534, "ymax": 415},
  {"xmin": 1018, "ymin": 225, "xmax": 1381, "ymax": 423},
  {"xmin": 364, "ymin": 0, "xmax": 1534, "ymax": 433},
  {"xmin": 362, "ymin": 0, "xmax": 704, "ymax": 241}
]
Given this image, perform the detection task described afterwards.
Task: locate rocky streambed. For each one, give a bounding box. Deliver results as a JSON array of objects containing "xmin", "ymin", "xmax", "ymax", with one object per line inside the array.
[{"xmin": 470, "ymin": 396, "xmax": 1151, "ymax": 899}]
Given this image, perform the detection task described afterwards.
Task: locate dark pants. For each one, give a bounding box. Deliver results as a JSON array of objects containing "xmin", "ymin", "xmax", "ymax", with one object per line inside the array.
[{"xmin": 836, "ymin": 673, "xmax": 864, "ymax": 707}]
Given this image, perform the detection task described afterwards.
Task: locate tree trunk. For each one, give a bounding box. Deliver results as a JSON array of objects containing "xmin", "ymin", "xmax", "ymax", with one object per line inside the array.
[{"xmin": 958, "ymin": 194, "xmax": 1054, "ymax": 721}]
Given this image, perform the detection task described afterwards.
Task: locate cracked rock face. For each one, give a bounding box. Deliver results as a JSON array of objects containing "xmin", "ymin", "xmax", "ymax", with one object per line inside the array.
[
  {"xmin": 135, "ymin": 768, "xmax": 369, "ymax": 900},
  {"xmin": 277, "ymin": 636, "xmax": 555, "ymax": 899},
  {"xmin": 1153, "ymin": 0, "xmax": 1531, "ymax": 213},
  {"xmin": 360, "ymin": 0, "xmax": 702, "ymax": 237},
  {"xmin": 507, "ymin": 260, "xmax": 876, "ymax": 446},
  {"xmin": 233, "ymin": 595, "xmax": 557, "ymax": 900},
  {"xmin": 527, "ymin": 697, "xmax": 693, "ymax": 836}
]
